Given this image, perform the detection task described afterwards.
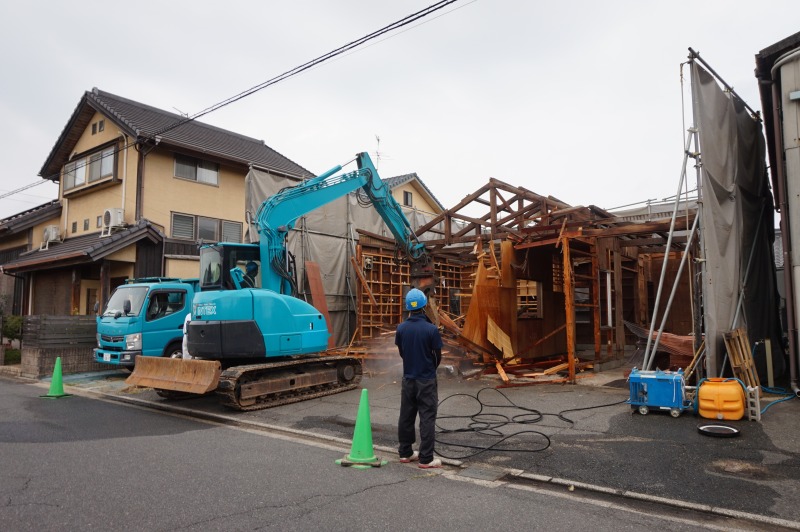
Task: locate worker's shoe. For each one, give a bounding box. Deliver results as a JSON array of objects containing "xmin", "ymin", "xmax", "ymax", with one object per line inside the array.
[
  {"xmin": 399, "ymin": 451, "xmax": 418, "ymax": 463},
  {"xmin": 418, "ymin": 458, "xmax": 442, "ymax": 469}
]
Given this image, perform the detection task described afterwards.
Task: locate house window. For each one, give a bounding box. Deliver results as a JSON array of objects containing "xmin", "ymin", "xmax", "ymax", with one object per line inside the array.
[
  {"xmin": 98, "ymin": 120, "xmax": 104, "ymax": 132},
  {"xmin": 64, "ymin": 160, "xmax": 86, "ymax": 190},
  {"xmin": 92, "ymin": 123, "xmax": 97, "ymax": 135},
  {"xmin": 71, "ymin": 221, "xmax": 77, "ymax": 234},
  {"xmin": 171, "ymin": 212, "xmax": 242, "ymax": 243},
  {"xmin": 89, "ymin": 147, "xmax": 115, "ymax": 182},
  {"xmin": 198, "ymin": 217, "xmax": 218, "ymax": 241},
  {"xmin": 83, "ymin": 219, "xmax": 89, "ymax": 231},
  {"xmin": 97, "ymin": 216, "xmax": 103, "ymax": 228},
  {"xmin": 403, "ymin": 190, "xmax": 413, "ymax": 207},
  {"xmin": 222, "ymin": 220, "xmax": 242, "ymax": 243},
  {"xmin": 63, "ymin": 144, "xmax": 115, "ymax": 191},
  {"xmin": 175, "ymin": 154, "xmax": 219, "ymax": 185},
  {"xmin": 172, "ymin": 213, "xmax": 196, "ymax": 240}
]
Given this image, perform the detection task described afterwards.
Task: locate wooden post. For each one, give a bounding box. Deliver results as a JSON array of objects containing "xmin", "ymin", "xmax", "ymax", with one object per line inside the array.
[
  {"xmin": 100, "ymin": 260, "xmax": 111, "ymax": 313},
  {"xmin": 70, "ymin": 268, "xmax": 81, "ymax": 315},
  {"xmin": 765, "ymin": 338, "xmax": 774, "ymax": 388},
  {"xmin": 636, "ymin": 255, "xmax": 648, "ymax": 326},
  {"xmin": 562, "ymin": 236, "xmax": 576, "ymax": 382}
]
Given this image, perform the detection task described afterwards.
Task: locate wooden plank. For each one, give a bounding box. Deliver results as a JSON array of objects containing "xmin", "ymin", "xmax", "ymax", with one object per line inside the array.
[
  {"xmin": 487, "ymin": 315, "xmax": 514, "ymax": 360},
  {"xmin": 543, "ymin": 362, "xmax": 569, "ymax": 375},
  {"xmin": 349, "ymin": 256, "xmax": 378, "ymax": 306},
  {"xmin": 305, "ymin": 261, "xmax": 334, "ymax": 349},
  {"xmin": 495, "ymin": 361, "xmax": 510, "ymax": 383}
]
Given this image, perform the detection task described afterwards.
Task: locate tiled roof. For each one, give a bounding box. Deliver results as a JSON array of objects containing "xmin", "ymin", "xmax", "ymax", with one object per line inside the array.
[
  {"xmin": 383, "ymin": 172, "xmax": 444, "ymax": 211},
  {"xmin": 1, "ymin": 219, "xmax": 163, "ymax": 273},
  {"xmin": 40, "ymin": 88, "xmax": 314, "ymax": 181},
  {"xmin": 0, "ymin": 200, "xmax": 61, "ymax": 237}
]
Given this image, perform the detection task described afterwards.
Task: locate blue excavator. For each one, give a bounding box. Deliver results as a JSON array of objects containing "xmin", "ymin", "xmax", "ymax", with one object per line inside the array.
[{"xmin": 127, "ymin": 152, "xmax": 433, "ymax": 410}]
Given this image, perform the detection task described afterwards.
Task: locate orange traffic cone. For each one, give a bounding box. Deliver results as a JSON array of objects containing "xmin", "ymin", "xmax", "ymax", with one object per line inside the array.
[
  {"xmin": 41, "ymin": 357, "xmax": 71, "ymax": 399},
  {"xmin": 336, "ymin": 388, "xmax": 387, "ymax": 468}
]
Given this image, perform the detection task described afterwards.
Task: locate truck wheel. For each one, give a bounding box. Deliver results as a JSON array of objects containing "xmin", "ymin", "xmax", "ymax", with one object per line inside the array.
[
  {"xmin": 164, "ymin": 341, "xmax": 183, "ymax": 359},
  {"xmin": 638, "ymin": 405, "xmax": 649, "ymax": 416}
]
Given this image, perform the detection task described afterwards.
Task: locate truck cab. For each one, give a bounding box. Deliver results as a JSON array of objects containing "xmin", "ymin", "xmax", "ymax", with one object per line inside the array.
[{"xmin": 95, "ymin": 278, "xmax": 198, "ymax": 368}]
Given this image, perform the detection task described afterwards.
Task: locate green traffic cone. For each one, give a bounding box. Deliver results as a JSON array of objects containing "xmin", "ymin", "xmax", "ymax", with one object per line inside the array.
[
  {"xmin": 41, "ymin": 357, "xmax": 71, "ymax": 399},
  {"xmin": 336, "ymin": 388, "xmax": 386, "ymax": 468}
]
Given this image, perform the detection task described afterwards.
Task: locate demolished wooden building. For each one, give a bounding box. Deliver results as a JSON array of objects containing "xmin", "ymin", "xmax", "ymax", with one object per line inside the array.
[{"xmin": 344, "ymin": 178, "xmax": 697, "ymax": 384}]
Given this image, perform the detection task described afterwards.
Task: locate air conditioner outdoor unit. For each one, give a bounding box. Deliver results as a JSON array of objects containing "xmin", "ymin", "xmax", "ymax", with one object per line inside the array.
[
  {"xmin": 100, "ymin": 208, "xmax": 125, "ymax": 237},
  {"xmin": 40, "ymin": 225, "xmax": 61, "ymax": 250},
  {"xmin": 43, "ymin": 225, "xmax": 60, "ymax": 243},
  {"xmin": 103, "ymin": 208, "xmax": 125, "ymax": 229}
]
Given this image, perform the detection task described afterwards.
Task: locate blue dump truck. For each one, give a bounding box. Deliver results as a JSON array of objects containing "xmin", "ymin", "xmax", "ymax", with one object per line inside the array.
[{"xmin": 95, "ymin": 278, "xmax": 198, "ymax": 369}]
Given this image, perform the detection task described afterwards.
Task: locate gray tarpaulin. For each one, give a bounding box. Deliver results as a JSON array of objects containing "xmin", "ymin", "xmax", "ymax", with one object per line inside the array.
[
  {"xmin": 692, "ymin": 63, "xmax": 784, "ymax": 379},
  {"xmin": 244, "ymin": 167, "xmax": 440, "ymax": 346}
]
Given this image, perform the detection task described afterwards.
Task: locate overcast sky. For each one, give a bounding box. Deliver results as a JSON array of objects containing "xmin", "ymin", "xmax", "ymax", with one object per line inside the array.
[{"xmin": 1, "ymin": 1, "xmax": 797, "ymax": 220}]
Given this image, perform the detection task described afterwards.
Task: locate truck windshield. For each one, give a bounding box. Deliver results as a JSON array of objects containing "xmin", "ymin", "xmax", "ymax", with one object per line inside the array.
[{"xmin": 104, "ymin": 286, "xmax": 149, "ymax": 317}]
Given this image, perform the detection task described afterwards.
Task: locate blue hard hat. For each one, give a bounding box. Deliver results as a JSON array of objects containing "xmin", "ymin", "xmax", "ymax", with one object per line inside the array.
[
  {"xmin": 405, "ymin": 288, "xmax": 427, "ymax": 311},
  {"xmin": 246, "ymin": 261, "xmax": 258, "ymax": 274}
]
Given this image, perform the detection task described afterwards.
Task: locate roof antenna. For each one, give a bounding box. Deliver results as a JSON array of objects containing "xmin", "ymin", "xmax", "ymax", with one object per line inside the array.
[
  {"xmin": 375, "ymin": 134, "xmax": 381, "ymax": 170},
  {"xmin": 172, "ymin": 107, "xmax": 189, "ymax": 118}
]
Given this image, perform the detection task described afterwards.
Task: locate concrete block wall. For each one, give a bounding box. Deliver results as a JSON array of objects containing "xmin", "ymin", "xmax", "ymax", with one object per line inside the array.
[{"xmin": 20, "ymin": 347, "xmax": 105, "ymax": 379}]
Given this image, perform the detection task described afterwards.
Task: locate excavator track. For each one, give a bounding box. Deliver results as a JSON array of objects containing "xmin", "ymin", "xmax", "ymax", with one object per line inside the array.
[{"xmin": 215, "ymin": 356, "xmax": 362, "ymax": 411}]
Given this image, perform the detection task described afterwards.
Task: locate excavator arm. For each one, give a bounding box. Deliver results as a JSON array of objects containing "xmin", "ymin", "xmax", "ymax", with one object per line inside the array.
[{"xmin": 254, "ymin": 152, "xmax": 431, "ymax": 294}]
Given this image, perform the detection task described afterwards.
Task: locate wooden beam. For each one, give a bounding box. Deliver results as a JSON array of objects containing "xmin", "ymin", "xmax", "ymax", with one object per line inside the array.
[
  {"xmin": 349, "ymin": 256, "xmax": 378, "ymax": 306},
  {"xmin": 623, "ymin": 236, "xmax": 689, "ymax": 247},
  {"xmin": 574, "ymin": 217, "xmax": 693, "ymax": 238},
  {"xmin": 415, "ymin": 184, "xmax": 492, "ymax": 235},
  {"xmin": 451, "ymin": 212, "xmax": 492, "ymax": 227},
  {"xmin": 562, "ymin": 236, "xmax": 576, "ymax": 382}
]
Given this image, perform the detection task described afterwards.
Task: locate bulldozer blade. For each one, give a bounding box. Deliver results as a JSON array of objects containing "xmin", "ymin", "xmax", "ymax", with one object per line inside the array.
[{"xmin": 126, "ymin": 356, "xmax": 222, "ymax": 395}]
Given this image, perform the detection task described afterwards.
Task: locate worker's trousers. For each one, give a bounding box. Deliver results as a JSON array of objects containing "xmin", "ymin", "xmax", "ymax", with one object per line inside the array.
[{"xmin": 398, "ymin": 377, "xmax": 438, "ymax": 464}]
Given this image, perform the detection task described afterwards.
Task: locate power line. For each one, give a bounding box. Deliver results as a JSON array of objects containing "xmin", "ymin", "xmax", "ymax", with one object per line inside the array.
[
  {"xmin": 153, "ymin": 0, "xmax": 461, "ymax": 137},
  {"xmin": 0, "ymin": 180, "xmax": 53, "ymax": 201},
  {"xmin": 3, "ymin": 1, "xmax": 463, "ymax": 202}
]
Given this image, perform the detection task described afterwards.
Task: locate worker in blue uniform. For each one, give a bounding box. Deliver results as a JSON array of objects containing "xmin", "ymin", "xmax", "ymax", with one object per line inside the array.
[{"xmin": 395, "ymin": 288, "xmax": 443, "ymax": 469}]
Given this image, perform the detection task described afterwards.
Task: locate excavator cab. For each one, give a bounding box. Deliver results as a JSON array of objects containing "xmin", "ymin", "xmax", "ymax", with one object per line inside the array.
[{"xmin": 200, "ymin": 243, "xmax": 261, "ymax": 291}]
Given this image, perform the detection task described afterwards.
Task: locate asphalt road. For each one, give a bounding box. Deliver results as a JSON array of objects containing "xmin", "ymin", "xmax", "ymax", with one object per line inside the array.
[{"xmin": 0, "ymin": 377, "xmax": 785, "ymax": 531}]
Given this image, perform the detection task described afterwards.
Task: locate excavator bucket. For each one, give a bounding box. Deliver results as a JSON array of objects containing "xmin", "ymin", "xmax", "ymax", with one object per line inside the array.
[{"xmin": 126, "ymin": 356, "xmax": 222, "ymax": 394}]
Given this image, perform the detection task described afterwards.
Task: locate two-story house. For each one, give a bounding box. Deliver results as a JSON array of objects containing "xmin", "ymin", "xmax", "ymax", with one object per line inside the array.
[{"xmin": 0, "ymin": 88, "xmax": 313, "ymax": 316}]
